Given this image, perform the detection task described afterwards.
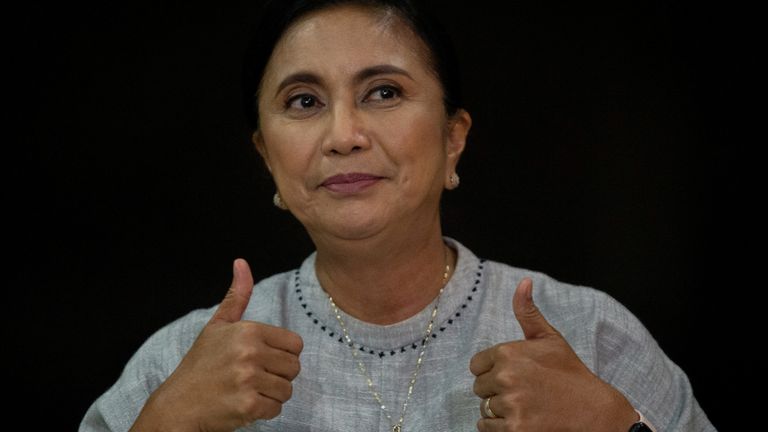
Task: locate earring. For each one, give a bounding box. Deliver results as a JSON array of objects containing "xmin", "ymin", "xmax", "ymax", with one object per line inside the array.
[
  {"xmin": 449, "ymin": 173, "xmax": 460, "ymax": 189},
  {"xmin": 273, "ymin": 192, "xmax": 288, "ymax": 210}
]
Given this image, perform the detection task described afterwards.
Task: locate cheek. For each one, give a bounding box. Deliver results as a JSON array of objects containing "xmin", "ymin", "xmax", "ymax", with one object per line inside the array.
[
  {"xmin": 386, "ymin": 112, "xmax": 446, "ymax": 177},
  {"xmin": 261, "ymin": 123, "xmax": 320, "ymax": 181}
]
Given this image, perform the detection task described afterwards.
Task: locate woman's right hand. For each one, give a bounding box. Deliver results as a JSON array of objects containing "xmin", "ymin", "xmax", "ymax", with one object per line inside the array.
[{"xmin": 130, "ymin": 258, "xmax": 304, "ymax": 432}]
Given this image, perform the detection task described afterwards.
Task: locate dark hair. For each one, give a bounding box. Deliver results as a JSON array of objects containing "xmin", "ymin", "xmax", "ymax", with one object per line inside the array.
[{"xmin": 241, "ymin": 0, "xmax": 463, "ymax": 132}]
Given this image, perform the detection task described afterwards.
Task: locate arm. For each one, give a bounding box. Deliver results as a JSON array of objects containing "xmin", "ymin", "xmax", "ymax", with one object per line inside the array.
[{"xmin": 592, "ymin": 290, "xmax": 716, "ymax": 431}]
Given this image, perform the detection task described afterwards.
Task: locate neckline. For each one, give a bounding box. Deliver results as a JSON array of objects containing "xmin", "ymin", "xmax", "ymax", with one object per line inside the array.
[{"xmin": 293, "ymin": 237, "xmax": 486, "ymax": 354}]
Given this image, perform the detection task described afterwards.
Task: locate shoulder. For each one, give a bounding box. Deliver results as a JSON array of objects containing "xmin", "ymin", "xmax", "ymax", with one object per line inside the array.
[
  {"xmin": 481, "ymin": 258, "xmax": 625, "ymax": 326},
  {"xmin": 449, "ymin": 238, "xmax": 639, "ymax": 342},
  {"xmin": 116, "ymin": 307, "xmax": 214, "ymax": 392},
  {"xmin": 478, "ymin": 258, "xmax": 660, "ymax": 362},
  {"xmin": 81, "ymin": 307, "xmax": 213, "ymax": 431},
  {"xmin": 81, "ymin": 269, "xmax": 299, "ymax": 431},
  {"xmin": 481, "ymin": 257, "xmax": 661, "ymax": 367}
]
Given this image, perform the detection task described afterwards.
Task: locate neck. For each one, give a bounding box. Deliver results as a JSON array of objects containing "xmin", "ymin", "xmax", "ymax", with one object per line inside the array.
[{"xmin": 312, "ymin": 224, "xmax": 455, "ymax": 325}]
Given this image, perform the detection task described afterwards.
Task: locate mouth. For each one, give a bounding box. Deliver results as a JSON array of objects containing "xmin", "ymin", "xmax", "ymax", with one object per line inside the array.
[{"xmin": 320, "ymin": 172, "xmax": 385, "ymax": 194}]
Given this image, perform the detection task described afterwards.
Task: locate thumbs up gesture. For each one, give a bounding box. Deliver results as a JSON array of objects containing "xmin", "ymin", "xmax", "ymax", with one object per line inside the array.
[
  {"xmin": 469, "ymin": 278, "xmax": 638, "ymax": 431},
  {"xmin": 130, "ymin": 259, "xmax": 303, "ymax": 432}
]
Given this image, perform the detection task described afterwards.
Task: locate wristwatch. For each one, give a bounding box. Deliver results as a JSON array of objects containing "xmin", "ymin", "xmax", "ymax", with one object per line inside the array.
[
  {"xmin": 629, "ymin": 409, "xmax": 655, "ymax": 432},
  {"xmin": 629, "ymin": 422, "xmax": 653, "ymax": 432}
]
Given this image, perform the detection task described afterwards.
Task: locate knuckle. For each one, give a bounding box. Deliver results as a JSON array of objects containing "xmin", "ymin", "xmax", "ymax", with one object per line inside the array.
[
  {"xmin": 497, "ymin": 392, "xmax": 513, "ymax": 409},
  {"xmin": 235, "ymin": 344, "xmax": 260, "ymax": 363},
  {"xmin": 238, "ymin": 392, "xmax": 262, "ymax": 419},
  {"xmin": 233, "ymin": 361, "xmax": 262, "ymax": 387},
  {"xmin": 517, "ymin": 355, "xmax": 539, "ymax": 373},
  {"xmin": 238, "ymin": 321, "xmax": 263, "ymax": 339},
  {"xmin": 221, "ymin": 288, "xmax": 237, "ymax": 303},
  {"xmin": 521, "ymin": 305, "xmax": 541, "ymax": 321},
  {"xmin": 495, "ymin": 370, "xmax": 516, "ymax": 389},
  {"xmin": 241, "ymin": 393, "xmax": 282, "ymax": 420},
  {"xmin": 495, "ymin": 343, "xmax": 516, "ymax": 359},
  {"xmin": 504, "ymin": 391, "xmax": 524, "ymax": 410}
]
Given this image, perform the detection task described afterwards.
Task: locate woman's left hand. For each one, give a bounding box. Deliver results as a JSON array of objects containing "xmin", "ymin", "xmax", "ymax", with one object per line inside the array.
[{"xmin": 469, "ymin": 278, "xmax": 639, "ymax": 432}]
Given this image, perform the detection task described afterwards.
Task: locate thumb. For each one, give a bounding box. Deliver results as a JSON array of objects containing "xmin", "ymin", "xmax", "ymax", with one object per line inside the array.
[
  {"xmin": 210, "ymin": 258, "xmax": 255, "ymax": 324},
  {"xmin": 512, "ymin": 277, "xmax": 558, "ymax": 340}
]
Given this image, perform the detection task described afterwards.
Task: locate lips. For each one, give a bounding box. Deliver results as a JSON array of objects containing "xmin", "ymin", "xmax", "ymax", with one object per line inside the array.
[
  {"xmin": 320, "ymin": 173, "xmax": 384, "ymax": 194},
  {"xmin": 321, "ymin": 173, "xmax": 382, "ymax": 185}
]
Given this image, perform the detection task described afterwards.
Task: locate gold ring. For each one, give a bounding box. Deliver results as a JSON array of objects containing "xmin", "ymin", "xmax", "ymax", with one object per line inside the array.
[{"xmin": 483, "ymin": 396, "xmax": 498, "ymax": 419}]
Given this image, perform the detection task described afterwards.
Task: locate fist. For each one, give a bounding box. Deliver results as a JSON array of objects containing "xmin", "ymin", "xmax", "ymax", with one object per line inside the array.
[
  {"xmin": 469, "ymin": 278, "xmax": 636, "ymax": 432},
  {"xmin": 135, "ymin": 259, "xmax": 303, "ymax": 432}
]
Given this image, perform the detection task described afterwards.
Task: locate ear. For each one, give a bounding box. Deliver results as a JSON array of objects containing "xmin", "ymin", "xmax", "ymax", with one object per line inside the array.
[
  {"xmin": 444, "ymin": 109, "xmax": 472, "ymax": 189},
  {"xmin": 252, "ymin": 130, "xmax": 273, "ymax": 173}
]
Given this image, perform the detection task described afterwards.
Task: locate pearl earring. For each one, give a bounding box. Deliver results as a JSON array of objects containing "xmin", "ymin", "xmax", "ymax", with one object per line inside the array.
[
  {"xmin": 273, "ymin": 192, "xmax": 288, "ymax": 210},
  {"xmin": 449, "ymin": 173, "xmax": 460, "ymax": 188}
]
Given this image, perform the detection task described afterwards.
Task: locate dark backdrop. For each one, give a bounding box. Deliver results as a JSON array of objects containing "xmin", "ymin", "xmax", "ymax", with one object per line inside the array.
[{"xmin": 8, "ymin": 2, "xmax": 750, "ymax": 430}]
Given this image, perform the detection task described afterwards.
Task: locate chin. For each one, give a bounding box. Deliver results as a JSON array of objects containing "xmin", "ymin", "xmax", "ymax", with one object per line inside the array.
[
  {"xmin": 325, "ymin": 219, "xmax": 388, "ymax": 241},
  {"xmin": 299, "ymin": 200, "xmax": 403, "ymax": 242},
  {"xmin": 311, "ymin": 209, "xmax": 390, "ymax": 241}
]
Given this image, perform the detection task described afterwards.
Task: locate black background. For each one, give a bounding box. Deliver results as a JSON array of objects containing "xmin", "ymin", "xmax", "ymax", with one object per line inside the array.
[{"xmin": 8, "ymin": 1, "xmax": 751, "ymax": 430}]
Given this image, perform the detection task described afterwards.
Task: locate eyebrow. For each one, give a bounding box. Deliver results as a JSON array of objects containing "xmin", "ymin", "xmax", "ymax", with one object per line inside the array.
[{"xmin": 274, "ymin": 64, "xmax": 413, "ymax": 98}]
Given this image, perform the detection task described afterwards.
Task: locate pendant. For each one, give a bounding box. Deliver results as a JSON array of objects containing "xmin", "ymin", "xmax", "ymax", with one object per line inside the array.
[{"xmin": 392, "ymin": 426, "xmax": 401, "ymax": 432}]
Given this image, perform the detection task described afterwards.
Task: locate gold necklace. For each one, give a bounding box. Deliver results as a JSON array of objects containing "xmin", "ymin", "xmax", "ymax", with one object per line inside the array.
[{"xmin": 327, "ymin": 247, "xmax": 451, "ymax": 432}]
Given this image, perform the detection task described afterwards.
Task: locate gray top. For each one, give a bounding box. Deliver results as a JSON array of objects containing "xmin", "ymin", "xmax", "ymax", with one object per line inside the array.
[{"xmin": 80, "ymin": 238, "xmax": 716, "ymax": 431}]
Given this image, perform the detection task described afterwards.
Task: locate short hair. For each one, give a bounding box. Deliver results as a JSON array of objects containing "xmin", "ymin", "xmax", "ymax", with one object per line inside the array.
[{"xmin": 241, "ymin": 0, "xmax": 464, "ymax": 132}]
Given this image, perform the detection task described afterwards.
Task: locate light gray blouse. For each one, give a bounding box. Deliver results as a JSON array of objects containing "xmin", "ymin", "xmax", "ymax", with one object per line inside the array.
[{"xmin": 80, "ymin": 238, "xmax": 716, "ymax": 431}]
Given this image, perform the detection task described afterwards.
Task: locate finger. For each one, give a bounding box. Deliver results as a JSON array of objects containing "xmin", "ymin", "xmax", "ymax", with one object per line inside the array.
[
  {"xmin": 263, "ymin": 326, "xmax": 304, "ymax": 356},
  {"xmin": 210, "ymin": 258, "xmax": 255, "ymax": 324},
  {"xmin": 512, "ymin": 277, "xmax": 558, "ymax": 340},
  {"xmin": 256, "ymin": 370, "xmax": 294, "ymax": 403},
  {"xmin": 250, "ymin": 393, "xmax": 283, "ymax": 420},
  {"xmin": 469, "ymin": 348, "xmax": 494, "ymax": 376},
  {"xmin": 476, "ymin": 418, "xmax": 506, "ymax": 432},
  {"xmin": 263, "ymin": 347, "xmax": 302, "ymax": 381},
  {"xmin": 478, "ymin": 396, "xmax": 499, "ymax": 418},
  {"xmin": 472, "ymin": 370, "xmax": 500, "ymax": 398}
]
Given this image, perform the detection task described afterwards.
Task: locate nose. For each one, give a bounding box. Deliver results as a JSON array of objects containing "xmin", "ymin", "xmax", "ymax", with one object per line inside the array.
[{"xmin": 321, "ymin": 103, "xmax": 371, "ymax": 156}]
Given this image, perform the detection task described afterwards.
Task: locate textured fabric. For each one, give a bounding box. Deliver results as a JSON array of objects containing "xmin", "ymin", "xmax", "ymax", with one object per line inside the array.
[{"xmin": 80, "ymin": 238, "xmax": 716, "ymax": 431}]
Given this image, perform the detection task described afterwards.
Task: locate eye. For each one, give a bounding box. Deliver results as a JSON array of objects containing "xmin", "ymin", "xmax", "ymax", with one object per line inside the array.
[
  {"xmin": 366, "ymin": 85, "xmax": 401, "ymax": 102},
  {"xmin": 285, "ymin": 93, "xmax": 321, "ymax": 110}
]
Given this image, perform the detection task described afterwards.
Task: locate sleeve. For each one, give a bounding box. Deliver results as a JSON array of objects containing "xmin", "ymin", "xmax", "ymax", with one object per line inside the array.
[
  {"xmin": 591, "ymin": 291, "xmax": 717, "ymax": 432},
  {"xmin": 78, "ymin": 309, "xmax": 211, "ymax": 432}
]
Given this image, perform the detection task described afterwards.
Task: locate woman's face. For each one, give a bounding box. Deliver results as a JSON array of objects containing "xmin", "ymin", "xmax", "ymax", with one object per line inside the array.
[{"xmin": 254, "ymin": 5, "xmax": 470, "ymax": 242}]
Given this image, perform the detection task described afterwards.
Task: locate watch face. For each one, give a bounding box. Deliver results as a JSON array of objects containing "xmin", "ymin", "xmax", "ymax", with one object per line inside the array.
[{"xmin": 629, "ymin": 422, "xmax": 653, "ymax": 432}]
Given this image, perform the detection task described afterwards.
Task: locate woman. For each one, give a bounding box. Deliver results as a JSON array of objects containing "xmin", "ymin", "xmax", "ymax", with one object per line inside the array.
[{"xmin": 81, "ymin": 0, "xmax": 716, "ymax": 431}]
